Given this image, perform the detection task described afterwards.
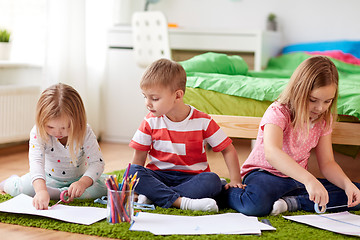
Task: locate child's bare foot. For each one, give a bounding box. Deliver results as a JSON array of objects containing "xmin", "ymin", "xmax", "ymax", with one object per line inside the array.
[{"xmin": 0, "ymin": 175, "xmax": 19, "ymax": 193}]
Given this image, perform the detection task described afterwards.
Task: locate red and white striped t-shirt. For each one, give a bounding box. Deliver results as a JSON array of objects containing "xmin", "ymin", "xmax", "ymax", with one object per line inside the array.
[{"xmin": 129, "ymin": 106, "xmax": 232, "ymax": 174}]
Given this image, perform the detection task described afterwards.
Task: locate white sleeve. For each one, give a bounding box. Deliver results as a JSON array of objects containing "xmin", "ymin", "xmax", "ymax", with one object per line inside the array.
[
  {"xmin": 82, "ymin": 125, "xmax": 105, "ymax": 182},
  {"xmin": 28, "ymin": 126, "xmax": 46, "ymax": 183}
]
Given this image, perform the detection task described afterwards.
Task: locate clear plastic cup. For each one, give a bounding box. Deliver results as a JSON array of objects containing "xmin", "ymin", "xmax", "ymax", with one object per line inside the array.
[{"xmin": 107, "ymin": 189, "xmax": 134, "ymax": 224}]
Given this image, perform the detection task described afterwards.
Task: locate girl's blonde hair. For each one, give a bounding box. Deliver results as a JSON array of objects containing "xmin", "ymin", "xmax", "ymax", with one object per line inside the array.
[
  {"xmin": 140, "ymin": 58, "xmax": 187, "ymax": 93},
  {"xmin": 277, "ymin": 55, "xmax": 338, "ymax": 133},
  {"xmin": 35, "ymin": 83, "xmax": 87, "ymax": 164}
]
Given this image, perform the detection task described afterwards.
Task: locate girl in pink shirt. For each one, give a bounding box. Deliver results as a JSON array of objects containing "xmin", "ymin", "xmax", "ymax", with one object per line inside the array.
[{"xmin": 225, "ymin": 56, "xmax": 360, "ymax": 216}]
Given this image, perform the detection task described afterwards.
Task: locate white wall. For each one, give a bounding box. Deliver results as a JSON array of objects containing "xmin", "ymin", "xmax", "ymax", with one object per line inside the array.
[{"xmin": 127, "ymin": 0, "xmax": 360, "ymax": 47}]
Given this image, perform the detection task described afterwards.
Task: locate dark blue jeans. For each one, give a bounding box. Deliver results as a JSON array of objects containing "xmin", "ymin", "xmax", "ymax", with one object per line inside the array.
[
  {"xmin": 129, "ymin": 164, "xmax": 222, "ymax": 208},
  {"xmin": 223, "ymin": 169, "xmax": 360, "ymax": 216}
]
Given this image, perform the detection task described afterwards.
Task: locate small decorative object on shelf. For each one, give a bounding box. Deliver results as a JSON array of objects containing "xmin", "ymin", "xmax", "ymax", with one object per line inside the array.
[
  {"xmin": 267, "ymin": 13, "xmax": 277, "ymax": 31},
  {"xmin": 0, "ymin": 28, "xmax": 11, "ymax": 60},
  {"xmin": 144, "ymin": 0, "xmax": 160, "ymax": 11}
]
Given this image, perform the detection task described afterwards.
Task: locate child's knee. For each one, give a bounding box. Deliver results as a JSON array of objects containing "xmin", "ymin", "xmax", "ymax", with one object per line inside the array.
[
  {"xmin": 197, "ymin": 172, "xmax": 222, "ymax": 196},
  {"xmin": 5, "ymin": 174, "xmax": 36, "ymax": 197},
  {"xmin": 226, "ymin": 187, "xmax": 273, "ymax": 216},
  {"xmin": 129, "ymin": 164, "xmax": 144, "ymax": 174},
  {"xmin": 202, "ymin": 172, "xmax": 221, "ymax": 188},
  {"xmin": 4, "ymin": 176, "xmax": 24, "ymax": 196}
]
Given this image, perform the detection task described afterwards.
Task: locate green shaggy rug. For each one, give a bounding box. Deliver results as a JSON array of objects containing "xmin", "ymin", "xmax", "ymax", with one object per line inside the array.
[{"xmin": 0, "ymin": 171, "xmax": 359, "ymax": 240}]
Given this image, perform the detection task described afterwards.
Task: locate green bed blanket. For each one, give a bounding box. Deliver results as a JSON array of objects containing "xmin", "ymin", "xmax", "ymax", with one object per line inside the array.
[{"xmin": 181, "ymin": 52, "xmax": 360, "ymax": 121}]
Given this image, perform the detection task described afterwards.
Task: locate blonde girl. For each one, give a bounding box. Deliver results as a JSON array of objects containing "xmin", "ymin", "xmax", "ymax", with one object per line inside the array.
[
  {"xmin": 224, "ymin": 56, "xmax": 360, "ymax": 216},
  {"xmin": 1, "ymin": 83, "xmax": 107, "ymax": 210}
]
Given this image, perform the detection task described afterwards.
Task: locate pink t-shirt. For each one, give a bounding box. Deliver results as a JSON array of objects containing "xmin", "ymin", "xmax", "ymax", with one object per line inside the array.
[{"xmin": 241, "ymin": 102, "xmax": 332, "ymax": 178}]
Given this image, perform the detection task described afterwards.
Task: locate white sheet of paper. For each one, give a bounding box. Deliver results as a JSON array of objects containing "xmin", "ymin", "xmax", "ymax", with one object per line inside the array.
[
  {"xmin": 0, "ymin": 194, "xmax": 107, "ymax": 225},
  {"xmin": 284, "ymin": 211, "xmax": 360, "ymax": 237},
  {"xmin": 130, "ymin": 212, "xmax": 275, "ymax": 235}
]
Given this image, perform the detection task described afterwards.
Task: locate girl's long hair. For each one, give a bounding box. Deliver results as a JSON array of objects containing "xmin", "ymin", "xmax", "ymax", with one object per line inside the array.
[
  {"xmin": 35, "ymin": 83, "xmax": 87, "ymax": 164},
  {"xmin": 277, "ymin": 56, "xmax": 338, "ymax": 134}
]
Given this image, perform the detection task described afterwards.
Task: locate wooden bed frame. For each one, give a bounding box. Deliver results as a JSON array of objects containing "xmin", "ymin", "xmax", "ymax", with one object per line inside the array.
[{"xmin": 210, "ymin": 115, "xmax": 360, "ymax": 146}]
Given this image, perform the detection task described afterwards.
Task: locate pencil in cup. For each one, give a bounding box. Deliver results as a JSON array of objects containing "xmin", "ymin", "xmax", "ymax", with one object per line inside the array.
[{"xmin": 107, "ymin": 189, "xmax": 134, "ymax": 223}]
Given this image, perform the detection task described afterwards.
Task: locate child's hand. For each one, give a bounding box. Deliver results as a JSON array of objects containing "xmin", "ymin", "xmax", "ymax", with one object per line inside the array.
[
  {"xmin": 67, "ymin": 176, "xmax": 93, "ymax": 201},
  {"xmin": 344, "ymin": 183, "xmax": 360, "ymax": 207},
  {"xmin": 305, "ymin": 178, "xmax": 329, "ymax": 207},
  {"xmin": 67, "ymin": 180, "xmax": 87, "ymax": 200},
  {"xmin": 33, "ymin": 190, "xmax": 50, "ymax": 210},
  {"xmin": 224, "ymin": 181, "xmax": 246, "ymax": 190}
]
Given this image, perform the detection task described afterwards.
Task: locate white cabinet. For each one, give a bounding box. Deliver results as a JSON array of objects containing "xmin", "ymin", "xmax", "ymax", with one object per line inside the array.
[
  {"xmin": 168, "ymin": 28, "xmax": 282, "ymax": 71},
  {"xmin": 0, "ymin": 62, "xmax": 42, "ymax": 144},
  {"xmin": 101, "ymin": 48, "xmax": 147, "ymax": 143}
]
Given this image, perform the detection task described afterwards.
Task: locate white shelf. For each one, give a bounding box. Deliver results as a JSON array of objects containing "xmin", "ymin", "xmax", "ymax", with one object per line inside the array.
[
  {"xmin": 0, "ymin": 61, "xmax": 43, "ymax": 86},
  {"xmin": 0, "ymin": 61, "xmax": 42, "ymax": 69},
  {"xmin": 108, "ymin": 26, "xmax": 282, "ymax": 71}
]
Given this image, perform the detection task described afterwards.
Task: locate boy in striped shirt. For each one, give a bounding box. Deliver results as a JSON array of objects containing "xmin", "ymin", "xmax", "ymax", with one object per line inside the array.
[{"xmin": 128, "ymin": 59, "xmax": 243, "ymax": 212}]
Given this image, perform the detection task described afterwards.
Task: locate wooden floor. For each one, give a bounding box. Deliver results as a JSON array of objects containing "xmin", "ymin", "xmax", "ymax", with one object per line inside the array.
[{"xmin": 0, "ymin": 139, "xmax": 360, "ymax": 239}]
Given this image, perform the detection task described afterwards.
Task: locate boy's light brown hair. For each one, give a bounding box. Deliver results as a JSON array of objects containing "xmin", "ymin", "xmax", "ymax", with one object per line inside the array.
[
  {"xmin": 35, "ymin": 83, "xmax": 87, "ymax": 164},
  {"xmin": 277, "ymin": 55, "xmax": 338, "ymax": 133},
  {"xmin": 140, "ymin": 58, "xmax": 187, "ymax": 92}
]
